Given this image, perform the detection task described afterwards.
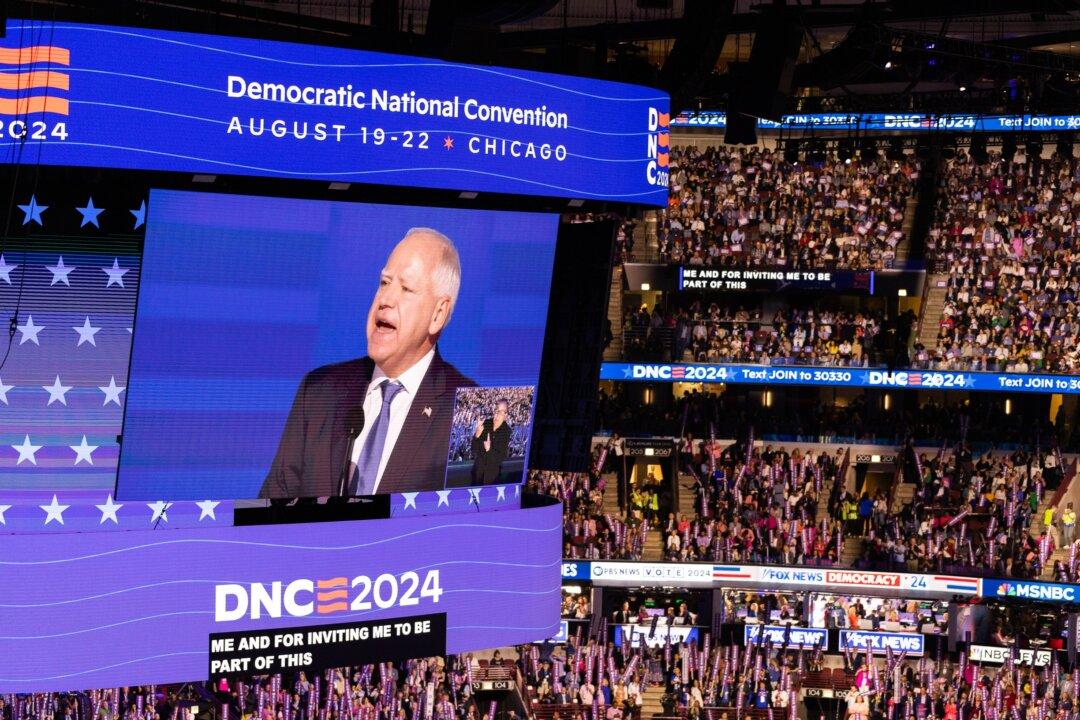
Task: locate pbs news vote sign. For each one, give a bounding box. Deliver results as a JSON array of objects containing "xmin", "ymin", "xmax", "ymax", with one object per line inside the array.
[
  {"xmin": 0, "ymin": 20, "xmax": 668, "ymax": 204},
  {"xmin": 601, "ymin": 362, "xmax": 1080, "ymax": 396},
  {"xmin": 0, "ymin": 503, "xmax": 561, "ymax": 693}
]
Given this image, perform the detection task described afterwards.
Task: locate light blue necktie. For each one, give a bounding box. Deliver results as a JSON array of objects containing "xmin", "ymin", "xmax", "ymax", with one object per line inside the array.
[{"xmin": 351, "ymin": 380, "xmax": 403, "ymax": 495}]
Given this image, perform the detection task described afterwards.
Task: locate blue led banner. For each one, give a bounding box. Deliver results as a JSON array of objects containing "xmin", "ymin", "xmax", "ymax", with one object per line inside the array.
[
  {"xmin": 601, "ymin": 362, "xmax": 1080, "ymax": 396},
  {"xmin": 673, "ymin": 111, "xmax": 1080, "ymax": 133},
  {"xmin": 0, "ymin": 20, "xmax": 668, "ymax": 204},
  {"xmin": 745, "ymin": 625, "xmax": 827, "ymax": 648},
  {"xmin": 839, "ymin": 629, "xmax": 925, "ymax": 656},
  {"xmin": 981, "ymin": 579, "xmax": 1080, "ymax": 603}
]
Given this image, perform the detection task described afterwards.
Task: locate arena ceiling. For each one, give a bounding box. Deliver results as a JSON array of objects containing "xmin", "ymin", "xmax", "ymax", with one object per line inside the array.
[{"xmin": 12, "ymin": 0, "xmax": 1080, "ymax": 114}]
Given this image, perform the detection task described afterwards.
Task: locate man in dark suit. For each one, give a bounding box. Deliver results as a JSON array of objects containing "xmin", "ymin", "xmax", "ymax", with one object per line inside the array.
[
  {"xmin": 470, "ymin": 398, "xmax": 511, "ymax": 484},
  {"xmin": 260, "ymin": 228, "xmax": 475, "ymax": 498}
]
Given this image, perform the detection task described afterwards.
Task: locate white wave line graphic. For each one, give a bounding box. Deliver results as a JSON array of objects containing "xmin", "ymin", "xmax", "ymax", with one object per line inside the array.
[
  {"xmin": 16, "ymin": 24, "xmax": 668, "ymax": 101},
  {"xmin": 0, "ymin": 610, "xmax": 212, "ymax": 640},
  {"xmin": 2, "ymin": 560, "xmax": 559, "ymax": 607},
  {"xmin": 0, "ymin": 141, "xmax": 666, "ymax": 198},
  {"xmin": 565, "ymin": 125, "xmax": 657, "ymax": 136},
  {"xmin": 69, "ymin": 100, "xmax": 231, "ymax": 124},
  {"xmin": 449, "ymin": 624, "xmax": 559, "ymax": 631},
  {"xmin": 58, "ymin": 67, "xmax": 223, "ymax": 93},
  {"xmin": 0, "ymin": 579, "xmax": 246, "ymax": 608},
  {"xmin": 0, "ymin": 522, "xmax": 562, "ymax": 564},
  {"xmin": 406, "ymin": 558, "xmax": 562, "ymax": 573},
  {"xmin": 443, "ymin": 586, "xmax": 563, "ymax": 596},
  {"xmin": 0, "ymin": 650, "xmax": 204, "ymax": 682},
  {"xmin": 4, "ymin": 586, "xmax": 561, "ymax": 637}
]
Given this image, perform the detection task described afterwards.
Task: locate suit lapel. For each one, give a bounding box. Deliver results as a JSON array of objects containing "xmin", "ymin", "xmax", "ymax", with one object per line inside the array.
[
  {"xmin": 380, "ymin": 353, "xmax": 448, "ymax": 493},
  {"xmin": 329, "ymin": 359, "xmax": 373, "ymax": 494}
]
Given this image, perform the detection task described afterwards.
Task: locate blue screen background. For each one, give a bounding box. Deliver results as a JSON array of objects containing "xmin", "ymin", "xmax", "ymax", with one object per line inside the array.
[{"xmin": 116, "ymin": 190, "xmax": 558, "ymax": 500}]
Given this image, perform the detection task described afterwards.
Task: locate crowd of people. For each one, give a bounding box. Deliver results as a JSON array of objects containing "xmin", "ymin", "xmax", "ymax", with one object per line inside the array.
[
  {"xmin": 648, "ymin": 143, "xmax": 1080, "ymax": 377},
  {"xmin": 528, "ymin": 615, "xmax": 1080, "ymax": 720},
  {"xmin": 529, "ymin": 627, "xmax": 818, "ymax": 718},
  {"xmin": 527, "ymin": 469, "xmax": 647, "ymax": 561},
  {"xmin": 622, "ymin": 300, "xmax": 889, "ymax": 367},
  {"xmin": 578, "ymin": 406, "xmax": 1073, "ymax": 579},
  {"xmin": 846, "ymin": 444, "xmax": 1063, "ymax": 579},
  {"xmin": 1, "ymin": 657, "xmax": 491, "ymax": 720},
  {"xmin": 660, "ymin": 146, "xmax": 918, "ymax": 270},
  {"xmin": 917, "ymin": 149, "xmax": 1080, "ymax": 373},
  {"xmin": 659, "ymin": 442, "xmax": 850, "ymax": 566},
  {"xmin": 595, "ymin": 384, "xmax": 1077, "ymax": 452}
]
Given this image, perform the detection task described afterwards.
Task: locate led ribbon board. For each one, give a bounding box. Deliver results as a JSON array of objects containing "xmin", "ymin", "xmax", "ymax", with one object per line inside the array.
[
  {"xmin": 0, "ymin": 21, "xmax": 669, "ymax": 204},
  {"xmin": 0, "ymin": 501, "xmax": 561, "ymax": 693},
  {"xmin": 601, "ymin": 362, "xmax": 1080, "ymax": 396},
  {"xmin": 673, "ymin": 111, "xmax": 1080, "ymax": 132}
]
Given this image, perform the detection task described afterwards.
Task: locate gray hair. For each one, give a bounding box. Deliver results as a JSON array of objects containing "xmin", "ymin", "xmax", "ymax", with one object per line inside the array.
[{"xmin": 403, "ymin": 226, "xmax": 461, "ymax": 315}]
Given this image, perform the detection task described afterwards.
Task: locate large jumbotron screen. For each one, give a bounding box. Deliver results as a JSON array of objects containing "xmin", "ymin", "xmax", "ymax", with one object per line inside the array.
[{"xmin": 114, "ymin": 190, "xmax": 558, "ymax": 500}]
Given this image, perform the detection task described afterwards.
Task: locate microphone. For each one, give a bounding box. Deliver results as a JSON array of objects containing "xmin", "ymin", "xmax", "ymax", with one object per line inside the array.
[{"xmin": 337, "ymin": 406, "xmax": 366, "ymax": 497}]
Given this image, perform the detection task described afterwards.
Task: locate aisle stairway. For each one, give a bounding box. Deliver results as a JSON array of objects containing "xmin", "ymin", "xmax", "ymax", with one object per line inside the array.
[
  {"xmin": 678, "ymin": 474, "xmax": 697, "ymax": 517},
  {"xmin": 640, "ymin": 685, "xmax": 666, "ymax": 719},
  {"xmin": 1040, "ymin": 547, "xmax": 1070, "ymax": 580},
  {"xmin": 602, "ymin": 473, "xmax": 622, "ymax": 516},
  {"xmin": 891, "ymin": 481, "xmax": 916, "ymax": 514},
  {"xmin": 841, "ymin": 534, "xmax": 864, "ymax": 566},
  {"xmin": 644, "ymin": 531, "xmax": 665, "ymax": 561},
  {"xmin": 894, "ymin": 196, "xmax": 919, "ymax": 266},
  {"xmin": 643, "ymin": 470, "xmax": 698, "ymax": 561},
  {"xmin": 1031, "ymin": 492, "xmax": 1067, "ymax": 579},
  {"xmin": 641, "ymin": 210, "xmax": 660, "ymax": 263},
  {"xmin": 604, "ymin": 265, "xmax": 624, "ymax": 360},
  {"xmin": 916, "ymin": 275, "xmax": 950, "ymax": 350}
]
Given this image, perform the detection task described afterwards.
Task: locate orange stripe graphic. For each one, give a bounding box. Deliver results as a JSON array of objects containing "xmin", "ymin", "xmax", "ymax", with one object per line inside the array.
[
  {"xmin": 316, "ymin": 590, "xmax": 348, "ymax": 601},
  {"xmin": 316, "ymin": 577, "xmax": 348, "ymax": 588},
  {"xmin": 0, "ymin": 46, "xmax": 70, "ymax": 66},
  {"xmin": 657, "ymin": 153, "xmax": 669, "ymax": 168},
  {"xmin": 658, "ymin": 112, "xmax": 670, "ymax": 128},
  {"xmin": 0, "ymin": 96, "xmax": 68, "ymax": 115},
  {"xmin": 316, "ymin": 602, "xmax": 349, "ymax": 614},
  {"xmin": 658, "ymin": 133, "xmax": 669, "ymax": 148},
  {"xmin": 0, "ymin": 71, "xmax": 68, "ymax": 91}
]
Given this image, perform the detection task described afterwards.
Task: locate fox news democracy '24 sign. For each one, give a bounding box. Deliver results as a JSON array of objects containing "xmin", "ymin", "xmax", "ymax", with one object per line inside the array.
[
  {"xmin": 600, "ymin": 362, "xmax": 1080, "ymax": 396},
  {"xmin": 562, "ymin": 561, "xmax": 981, "ymax": 596},
  {"xmin": 0, "ymin": 20, "xmax": 668, "ymax": 204}
]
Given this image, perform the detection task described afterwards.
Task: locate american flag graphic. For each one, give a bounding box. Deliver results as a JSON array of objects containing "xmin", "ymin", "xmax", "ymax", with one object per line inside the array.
[
  {"xmin": 0, "ymin": 44, "xmax": 70, "ymax": 116},
  {"xmin": 0, "ymin": 198, "xmax": 142, "ymax": 491}
]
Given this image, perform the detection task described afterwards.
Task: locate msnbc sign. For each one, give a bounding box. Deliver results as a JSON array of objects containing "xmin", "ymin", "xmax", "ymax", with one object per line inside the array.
[{"xmin": 983, "ymin": 579, "xmax": 1080, "ymax": 603}]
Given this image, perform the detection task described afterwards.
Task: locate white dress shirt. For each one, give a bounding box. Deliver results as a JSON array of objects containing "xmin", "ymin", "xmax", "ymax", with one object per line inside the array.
[{"xmin": 350, "ymin": 348, "xmax": 435, "ymax": 493}]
